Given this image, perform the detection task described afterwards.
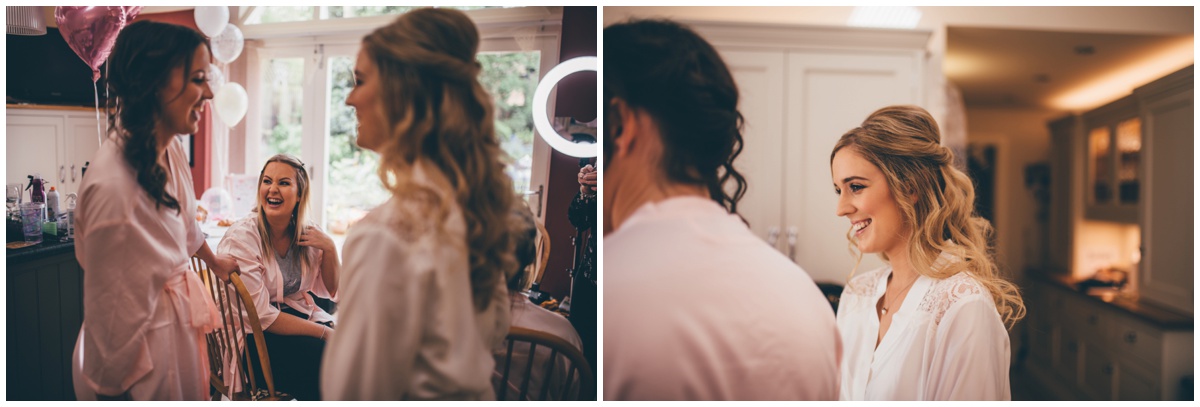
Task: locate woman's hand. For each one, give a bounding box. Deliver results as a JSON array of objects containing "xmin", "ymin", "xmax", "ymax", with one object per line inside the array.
[
  {"xmin": 209, "ymin": 253, "xmax": 239, "ymax": 281},
  {"xmin": 578, "ymin": 164, "xmax": 597, "ymax": 195},
  {"xmin": 299, "ymin": 225, "xmax": 336, "ymax": 254}
]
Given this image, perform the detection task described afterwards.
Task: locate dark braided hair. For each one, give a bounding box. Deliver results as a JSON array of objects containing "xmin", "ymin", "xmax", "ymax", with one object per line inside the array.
[
  {"xmin": 603, "ymin": 19, "xmax": 749, "ymax": 216},
  {"xmin": 105, "ymin": 20, "xmax": 209, "ymax": 213}
]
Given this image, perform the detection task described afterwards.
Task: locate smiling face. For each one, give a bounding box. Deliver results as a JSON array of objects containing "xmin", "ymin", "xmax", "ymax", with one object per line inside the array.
[
  {"xmin": 258, "ymin": 162, "xmax": 302, "ymax": 222},
  {"xmin": 831, "ymin": 147, "xmax": 910, "ymax": 258},
  {"xmin": 157, "ymin": 44, "xmax": 213, "ymax": 137},
  {"xmin": 346, "ymin": 48, "xmax": 386, "ymax": 152}
]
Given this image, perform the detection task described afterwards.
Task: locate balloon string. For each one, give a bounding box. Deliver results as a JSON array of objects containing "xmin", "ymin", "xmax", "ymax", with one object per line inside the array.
[
  {"xmin": 94, "ymin": 80, "xmax": 103, "ymax": 146},
  {"xmin": 105, "ymin": 63, "xmax": 110, "ymax": 139}
]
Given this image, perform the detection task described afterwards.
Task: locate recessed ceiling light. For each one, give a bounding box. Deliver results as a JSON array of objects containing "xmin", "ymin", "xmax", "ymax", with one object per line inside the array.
[{"xmin": 847, "ymin": 6, "xmax": 922, "ymax": 29}]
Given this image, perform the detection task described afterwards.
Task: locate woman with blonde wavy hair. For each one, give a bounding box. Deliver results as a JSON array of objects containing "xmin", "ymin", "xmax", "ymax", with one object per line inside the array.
[
  {"xmin": 321, "ymin": 8, "xmax": 516, "ymax": 400},
  {"xmin": 830, "ymin": 105, "xmax": 1025, "ymax": 400},
  {"xmin": 217, "ymin": 153, "xmax": 338, "ymax": 400}
]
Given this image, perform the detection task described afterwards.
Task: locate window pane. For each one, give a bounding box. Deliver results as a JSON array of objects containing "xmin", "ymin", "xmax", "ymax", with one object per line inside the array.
[
  {"xmin": 324, "ymin": 6, "xmax": 498, "ymax": 19},
  {"xmin": 323, "ymin": 51, "xmax": 540, "ymax": 247},
  {"xmin": 260, "ymin": 57, "xmax": 305, "ymax": 163},
  {"xmin": 325, "ymin": 56, "xmax": 388, "ymax": 241},
  {"xmin": 245, "ymin": 7, "xmax": 315, "ymax": 24},
  {"xmin": 480, "ymin": 51, "xmax": 541, "ymax": 194}
]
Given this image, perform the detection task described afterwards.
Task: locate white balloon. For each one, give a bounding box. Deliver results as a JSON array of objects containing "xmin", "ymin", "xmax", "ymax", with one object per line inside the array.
[
  {"xmin": 193, "ymin": 6, "xmax": 229, "ymax": 38},
  {"xmin": 207, "ymin": 63, "xmax": 225, "ymax": 94},
  {"xmin": 213, "ymin": 82, "xmax": 248, "ymax": 127},
  {"xmin": 211, "ymin": 24, "xmax": 244, "ymax": 63}
]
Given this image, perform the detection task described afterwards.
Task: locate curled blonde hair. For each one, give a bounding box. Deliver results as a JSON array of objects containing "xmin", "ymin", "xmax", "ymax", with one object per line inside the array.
[
  {"xmin": 254, "ymin": 154, "xmax": 313, "ymax": 278},
  {"xmin": 363, "ymin": 8, "xmax": 516, "ymax": 311},
  {"xmin": 832, "ymin": 105, "xmax": 1025, "ymax": 328}
]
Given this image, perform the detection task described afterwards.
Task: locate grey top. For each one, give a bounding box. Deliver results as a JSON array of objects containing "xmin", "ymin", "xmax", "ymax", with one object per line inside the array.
[{"xmin": 276, "ymin": 245, "xmax": 302, "ymax": 297}]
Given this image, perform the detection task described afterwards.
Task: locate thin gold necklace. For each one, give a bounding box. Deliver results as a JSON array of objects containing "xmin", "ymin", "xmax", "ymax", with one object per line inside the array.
[{"xmin": 881, "ymin": 273, "xmax": 919, "ymax": 316}]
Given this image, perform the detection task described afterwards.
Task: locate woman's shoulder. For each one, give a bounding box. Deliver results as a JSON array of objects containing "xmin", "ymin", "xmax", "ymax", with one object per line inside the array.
[
  {"xmin": 919, "ymin": 271, "xmax": 995, "ymax": 325},
  {"xmin": 843, "ymin": 266, "xmax": 889, "ymax": 297}
]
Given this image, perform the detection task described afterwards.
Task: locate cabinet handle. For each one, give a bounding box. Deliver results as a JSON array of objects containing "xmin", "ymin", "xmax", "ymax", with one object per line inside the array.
[
  {"xmin": 1066, "ymin": 341, "xmax": 1077, "ymax": 352},
  {"xmin": 787, "ymin": 226, "xmax": 798, "ymax": 262},
  {"xmin": 1087, "ymin": 314, "xmax": 1098, "ymax": 325},
  {"xmin": 766, "ymin": 226, "xmax": 780, "ymax": 249},
  {"xmin": 1103, "ymin": 364, "xmax": 1114, "ymax": 375},
  {"xmin": 1124, "ymin": 332, "xmax": 1137, "ymax": 344},
  {"xmin": 71, "ymin": 165, "xmax": 76, "ymax": 182},
  {"xmin": 59, "ymin": 166, "xmax": 66, "ymax": 184}
]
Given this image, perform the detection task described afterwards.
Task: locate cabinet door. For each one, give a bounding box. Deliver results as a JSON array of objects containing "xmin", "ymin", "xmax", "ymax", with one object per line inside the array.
[
  {"xmin": 6, "ymin": 114, "xmax": 65, "ymax": 190},
  {"xmin": 1081, "ymin": 344, "xmax": 1116, "ymax": 400},
  {"xmin": 1137, "ymin": 82, "xmax": 1194, "ymax": 313},
  {"xmin": 1116, "ymin": 360, "xmax": 1161, "ymax": 400},
  {"xmin": 64, "ymin": 115, "xmax": 104, "ymax": 197},
  {"xmin": 783, "ymin": 51, "xmax": 921, "ymax": 283},
  {"xmin": 718, "ymin": 49, "xmax": 786, "ymax": 251}
]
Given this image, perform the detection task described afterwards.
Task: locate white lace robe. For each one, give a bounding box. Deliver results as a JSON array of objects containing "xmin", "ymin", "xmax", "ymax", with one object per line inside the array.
[{"xmin": 836, "ymin": 256, "xmax": 1011, "ymax": 400}]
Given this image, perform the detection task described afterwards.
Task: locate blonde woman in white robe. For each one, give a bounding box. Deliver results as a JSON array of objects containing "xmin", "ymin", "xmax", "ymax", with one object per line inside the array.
[
  {"xmin": 320, "ymin": 8, "xmax": 517, "ymax": 400},
  {"xmin": 72, "ymin": 21, "xmax": 237, "ymax": 401},
  {"xmin": 830, "ymin": 105, "xmax": 1026, "ymax": 400}
]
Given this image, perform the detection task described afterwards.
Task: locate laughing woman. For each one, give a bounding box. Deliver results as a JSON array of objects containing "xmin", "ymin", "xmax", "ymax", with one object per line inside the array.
[
  {"xmin": 72, "ymin": 21, "xmax": 237, "ymax": 400},
  {"xmin": 321, "ymin": 8, "xmax": 516, "ymax": 400},
  {"xmin": 216, "ymin": 154, "xmax": 339, "ymax": 400},
  {"xmin": 830, "ymin": 105, "xmax": 1025, "ymax": 400}
]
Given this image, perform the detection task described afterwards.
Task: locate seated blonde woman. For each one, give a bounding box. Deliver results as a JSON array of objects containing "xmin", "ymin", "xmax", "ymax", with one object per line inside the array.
[
  {"xmin": 494, "ymin": 205, "xmax": 584, "ymax": 400},
  {"xmin": 217, "ymin": 154, "xmax": 339, "ymax": 400}
]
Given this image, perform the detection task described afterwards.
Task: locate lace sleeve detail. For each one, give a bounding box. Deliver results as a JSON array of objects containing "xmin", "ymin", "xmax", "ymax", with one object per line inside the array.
[
  {"xmin": 843, "ymin": 268, "xmax": 887, "ymax": 298},
  {"xmin": 917, "ymin": 272, "xmax": 989, "ymax": 325}
]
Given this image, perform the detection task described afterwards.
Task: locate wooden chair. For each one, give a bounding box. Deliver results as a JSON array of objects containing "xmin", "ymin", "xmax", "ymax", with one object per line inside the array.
[
  {"xmin": 191, "ymin": 257, "xmax": 288, "ymax": 401},
  {"xmin": 494, "ymin": 327, "xmax": 595, "ymax": 401}
]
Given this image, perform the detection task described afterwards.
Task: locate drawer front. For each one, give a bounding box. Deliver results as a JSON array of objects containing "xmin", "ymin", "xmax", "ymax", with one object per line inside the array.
[
  {"xmin": 1029, "ymin": 310, "xmax": 1057, "ymax": 369},
  {"xmin": 1082, "ymin": 344, "xmax": 1116, "ymax": 400},
  {"xmin": 1117, "ymin": 360, "xmax": 1161, "ymax": 400},
  {"xmin": 1111, "ymin": 316, "xmax": 1164, "ymax": 371},
  {"xmin": 1057, "ymin": 329, "xmax": 1083, "ymax": 385}
]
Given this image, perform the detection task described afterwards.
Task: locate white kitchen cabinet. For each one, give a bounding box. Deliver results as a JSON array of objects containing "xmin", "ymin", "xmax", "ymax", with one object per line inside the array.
[
  {"xmin": 1026, "ymin": 279, "xmax": 1193, "ymax": 400},
  {"xmin": 1133, "ymin": 66, "xmax": 1193, "ymax": 314},
  {"xmin": 6, "ymin": 107, "xmax": 104, "ymax": 200},
  {"xmin": 690, "ymin": 21, "xmax": 931, "ymax": 283}
]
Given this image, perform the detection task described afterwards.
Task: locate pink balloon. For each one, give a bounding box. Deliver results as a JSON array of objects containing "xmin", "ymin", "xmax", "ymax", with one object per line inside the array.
[{"xmin": 55, "ymin": 6, "xmax": 127, "ymax": 82}]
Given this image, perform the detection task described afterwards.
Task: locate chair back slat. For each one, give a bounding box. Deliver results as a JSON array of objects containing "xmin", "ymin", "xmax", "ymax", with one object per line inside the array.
[
  {"xmin": 494, "ymin": 326, "xmax": 594, "ymax": 401},
  {"xmin": 191, "ymin": 256, "xmax": 284, "ymax": 401}
]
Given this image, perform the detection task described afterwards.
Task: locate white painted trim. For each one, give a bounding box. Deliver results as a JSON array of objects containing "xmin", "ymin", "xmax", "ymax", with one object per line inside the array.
[
  {"xmin": 241, "ymin": 6, "xmax": 563, "ymax": 41},
  {"xmin": 681, "ymin": 19, "xmax": 932, "ymax": 53}
]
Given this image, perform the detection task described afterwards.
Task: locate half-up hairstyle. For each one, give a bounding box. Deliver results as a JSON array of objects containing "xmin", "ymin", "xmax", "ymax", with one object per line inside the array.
[
  {"xmin": 362, "ymin": 8, "xmax": 516, "ymax": 311},
  {"xmin": 831, "ymin": 105, "xmax": 1025, "ymax": 328},
  {"xmin": 105, "ymin": 20, "xmax": 209, "ymax": 213},
  {"xmin": 603, "ymin": 19, "xmax": 748, "ymax": 216},
  {"xmin": 254, "ymin": 154, "xmax": 313, "ymax": 279}
]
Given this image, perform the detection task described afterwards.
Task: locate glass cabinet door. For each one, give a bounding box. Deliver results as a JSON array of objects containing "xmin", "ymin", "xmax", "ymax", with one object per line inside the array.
[
  {"xmin": 1115, "ymin": 117, "xmax": 1141, "ymax": 206},
  {"xmin": 1088, "ymin": 126, "xmax": 1112, "ymax": 206}
]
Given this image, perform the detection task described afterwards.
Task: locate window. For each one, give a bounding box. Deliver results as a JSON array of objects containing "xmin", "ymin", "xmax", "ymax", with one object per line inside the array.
[
  {"xmin": 243, "ymin": 7, "xmax": 562, "ymax": 252},
  {"xmin": 243, "ymin": 6, "xmax": 501, "ymax": 24}
]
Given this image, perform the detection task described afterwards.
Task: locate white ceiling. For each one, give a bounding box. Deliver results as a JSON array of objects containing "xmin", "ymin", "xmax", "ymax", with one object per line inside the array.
[{"xmin": 946, "ymin": 27, "xmax": 1193, "ymax": 111}]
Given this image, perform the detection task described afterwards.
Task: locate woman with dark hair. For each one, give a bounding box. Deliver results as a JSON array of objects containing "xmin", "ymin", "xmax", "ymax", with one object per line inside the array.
[
  {"xmin": 831, "ymin": 105, "xmax": 1024, "ymax": 400},
  {"xmin": 321, "ymin": 8, "xmax": 517, "ymax": 400},
  {"xmin": 602, "ymin": 19, "xmax": 841, "ymax": 400},
  {"xmin": 217, "ymin": 153, "xmax": 338, "ymax": 400},
  {"xmin": 71, "ymin": 20, "xmax": 237, "ymax": 400}
]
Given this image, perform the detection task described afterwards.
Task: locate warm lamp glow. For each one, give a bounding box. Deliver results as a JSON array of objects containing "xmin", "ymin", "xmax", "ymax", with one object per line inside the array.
[{"xmin": 1050, "ymin": 36, "xmax": 1193, "ymax": 111}]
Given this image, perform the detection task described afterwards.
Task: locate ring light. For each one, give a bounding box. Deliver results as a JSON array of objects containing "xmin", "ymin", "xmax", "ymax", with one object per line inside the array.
[{"xmin": 532, "ymin": 56, "xmax": 597, "ymax": 158}]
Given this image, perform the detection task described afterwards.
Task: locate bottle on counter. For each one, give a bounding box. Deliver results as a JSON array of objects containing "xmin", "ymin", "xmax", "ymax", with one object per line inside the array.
[
  {"xmin": 66, "ymin": 193, "xmax": 78, "ymax": 241},
  {"xmin": 26, "ymin": 174, "xmax": 46, "ymax": 221},
  {"xmin": 46, "ymin": 186, "xmax": 59, "ymax": 220}
]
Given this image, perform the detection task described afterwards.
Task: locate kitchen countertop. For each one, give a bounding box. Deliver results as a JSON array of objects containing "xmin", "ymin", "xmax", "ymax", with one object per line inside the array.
[
  {"xmin": 1031, "ymin": 271, "xmax": 1193, "ymax": 330},
  {"xmin": 6, "ymin": 236, "xmax": 75, "ymax": 265},
  {"xmin": 7, "ymin": 223, "xmax": 228, "ymax": 266}
]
